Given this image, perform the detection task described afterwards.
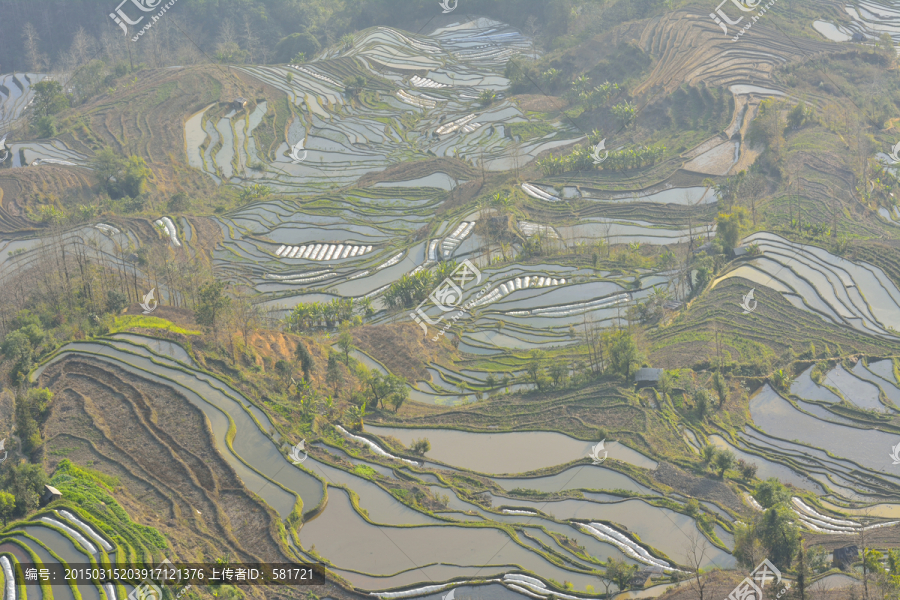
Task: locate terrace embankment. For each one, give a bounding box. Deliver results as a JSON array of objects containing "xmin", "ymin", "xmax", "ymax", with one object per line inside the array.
[
  {"xmin": 653, "ymin": 462, "xmax": 744, "ymax": 514},
  {"xmin": 39, "ymin": 355, "xmax": 289, "ymax": 563}
]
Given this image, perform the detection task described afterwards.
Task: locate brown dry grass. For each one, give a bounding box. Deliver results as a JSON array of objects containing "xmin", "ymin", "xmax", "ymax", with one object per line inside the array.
[{"xmin": 351, "ymin": 322, "xmax": 455, "ymax": 382}]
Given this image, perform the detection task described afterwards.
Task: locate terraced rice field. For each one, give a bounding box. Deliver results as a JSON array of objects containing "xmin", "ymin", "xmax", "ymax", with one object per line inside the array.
[
  {"xmin": 182, "ymin": 20, "xmax": 580, "ymax": 194},
  {"xmin": 7, "ymin": 6, "xmax": 900, "ymax": 599},
  {"xmin": 0, "ymin": 73, "xmax": 46, "ymax": 136},
  {"xmin": 712, "ymin": 232, "xmax": 900, "ymax": 339},
  {"xmin": 23, "ymin": 336, "xmax": 738, "ymax": 597}
]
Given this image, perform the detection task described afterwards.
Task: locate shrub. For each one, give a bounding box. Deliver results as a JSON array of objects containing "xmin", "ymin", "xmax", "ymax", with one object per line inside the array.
[
  {"xmin": 754, "ymin": 478, "xmax": 790, "ymax": 508},
  {"xmin": 410, "ymin": 438, "xmax": 431, "ymax": 455},
  {"xmin": 737, "ymin": 459, "xmax": 758, "ymax": 480}
]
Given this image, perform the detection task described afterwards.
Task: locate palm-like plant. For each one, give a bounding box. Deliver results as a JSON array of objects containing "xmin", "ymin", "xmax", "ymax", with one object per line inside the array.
[{"xmin": 772, "ymin": 369, "xmax": 791, "ymax": 391}]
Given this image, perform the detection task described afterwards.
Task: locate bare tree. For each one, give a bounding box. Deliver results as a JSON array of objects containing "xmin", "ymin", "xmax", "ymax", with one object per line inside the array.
[
  {"xmin": 684, "ymin": 531, "xmax": 711, "ymax": 600},
  {"xmin": 242, "ymin": 15, "xmax": 258, "ymax": 64},
  {"xmin": 22, "ymin": 23, "xmax": 47, "ymax": 71},
  {"xmin": 70, "ymin": 27, "xmax": 95, "ymax": 69},
  {"xmin": 230, "ymin": 289, "xmax": 262, "ymax": 347},
  {"xmin": 524, "ymin": 15, "xmax": 540, "ymax": 59}
]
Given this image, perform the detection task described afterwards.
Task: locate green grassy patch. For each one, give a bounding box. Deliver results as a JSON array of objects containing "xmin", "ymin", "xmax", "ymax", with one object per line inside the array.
[
  {"xmin": 110, "ymin": 316, "xmax": 201, "ymax": 336},
  {"xmin": 51, "ymin": 459, "xmax": 168, "ymax": 558}
]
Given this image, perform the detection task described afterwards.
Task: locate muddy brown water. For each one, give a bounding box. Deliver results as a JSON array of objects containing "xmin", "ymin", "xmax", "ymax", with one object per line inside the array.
[
  {"xmin": 300, "ymin": 488, "xmax": 601, "ymax": 592},
  {"xmin": 494, "ymin": 464, "xmax": 652, "ymax": 495}
]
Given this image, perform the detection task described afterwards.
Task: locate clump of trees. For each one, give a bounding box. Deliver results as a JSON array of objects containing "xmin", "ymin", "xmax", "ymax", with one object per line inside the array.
[
  {"xmin": 1, "ymin": 311, "xmax": 47, "ymax": 383},
  {"xmin": 538, "ymin": 143, "xmax": 665, "ymax": 175},
  {"xmin": 582, "ymin": 325, "xmax": 643, "ymax": 381},
  {"xmin": 15, "ymin": 388, "xmax": 53, "ymax": 455},
  {"xmin": 382, "ymin": 262, "xmax": 458, "ymax": 310},
  {"xmin": 285, "ymin": 297, "xmax": 372, "ymax": 331},
  {"xmin": 716, "ymin": 206, "xmax": 750, "ymax": 249},
  {"xmin": 0, "ymin": 461, "xmax": 48, "ymax": 523},
  {"xmin": 92, "ymin": 148, "xmax": 152, "ymax": 203},
  {"xmin": 734, "ymin": 479, "xmax": 801, "ymax": 569},
  {"xmin": 30, "ymin": 80, "xmax": 69, "ymax": 138}
]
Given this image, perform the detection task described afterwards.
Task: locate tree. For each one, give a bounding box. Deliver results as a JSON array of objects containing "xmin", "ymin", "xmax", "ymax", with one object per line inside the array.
[
  {"xmin": 92, "ymin": 149, "xmax": 151, "ymax": 199},
  {"xmin": 605, "ymin": 558, "xmax": 638, "ymax": 592},
  {"xmin": 343, "ymin": 75, "xmax": 367, "ymax": 98},
  {"xmin": 755, "ymin": 504, "xmax": 801, "ymax": 568},
  {"xmin": 701, "ymin": 444, "xmax": 717, "ymax": 464},
  {"xmin": 410, "ymin": 438, "xmax": 431, "ymax": 455},
  {"xmin": 0, "ymin": 491, "xmax": 14, "ymax": 525},
  {"xmin": 195, "ymin": 281, "xmax": 231, "ymax": 339},
  {"xmin": 15, "ymin": 388, "xmax": 52, "ymax": 454},
  {"xmin": 485, "ymin": 373, "xmax": 496, "ymax": 389},
  {"xmin": 694, "ymin": 388, "xmax": 710, "ymax": 420},
  {"xmin": 295, "ymin": 342, "xmax": 314, "ymax": 382},
  {"xmin": 120, "ymin": 155, "xmax": 152, "ymax": 198},
  {"xmin": 684, "ymin": 531, "xmax": 710, "ymax": 600},
  {"xmin": 737, "ymin": 459, "xmax": 758, "ymax": 480},
  {"xmin": 772, "ymin": 369, "xmax": 791, "ymax": 391},
  {"xmin": 364, "ymin": 371, "xmax": 408, "ymax": 411},
  {"xmin": 230, "ymin": 295, "xmax": 261, "ymax": 347},
  {"xmin": 526, "ymin": 349, "xmax": 546, "ymax": 388},
  {"xmin": 716, "ymin": 206, "xmax": 751, "ymax": 249},
  {"xmin": 104, "ymin": 289, "xmax": 128, "ymax": 314},
  {"xmin": 611, "ymin": 101, "xmax": 636, "ymax": 127},
  {"xmin": 31, "ymin": 80, "xmax": 68, "ymax": 118},
  {"xmin": 754, "ymin": 478, "xmax": 790, "ymax": 508},
  {"xmin": 168, "ymin": 193, "xmax": 191, "ymax": 212},
  {"xmin": 478, "ymin": 90, "xmax": 497, "ymax": 106},
  {"xmin": 549, "ymin": 362, "xmax": 567, "ymax": 388},
  {"xmin": 337, "ymin": 330, "xmax": 354, "ymax": 365},
  {"xmin": 1, "ymin": 462, "xmax": 48, "ymax": 516},
  {"xmin": 388, "ymin": 377, "xmax": 409, "ymax": 412},
  {"xmin": 92, "ymin": 148, "xmax": 123, "ymax": 191},
  {"xmin": 714, "ymin": 449, "xmax": 735, "ymax": 478},
  {"xmin": 275, "ymin": 32, "xmax": 321, "ymax": 62},
  {"xmin": 22, "ymin": 23, "xmax": 46, "ymax": 71},
  {"xmin": 326, "ymin": 353, "xmax": 341, "ymax": 397},
  {"xmin": 607, "ymin": 330, "xmax": 641, "ymax": 379},
  {"xmin": 733, "ymin": 521, "xmax": 767, "ymax": 568},
  {"xmin": 274, "ymin": 359, "xmax": 293, "ymax": 385},
  {"xmin": 713, "ymin": 372, "xmax": 727, "ymax": 406}
]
